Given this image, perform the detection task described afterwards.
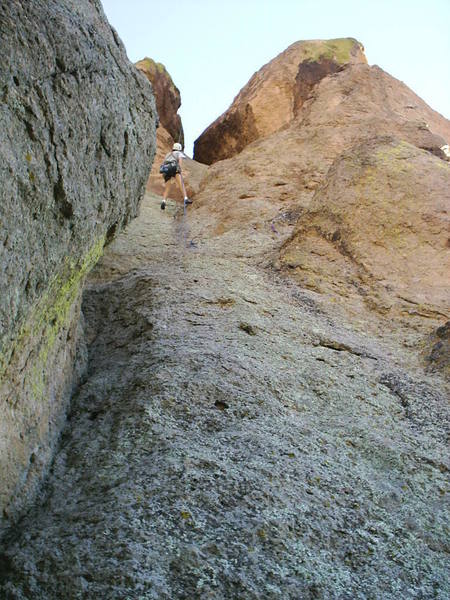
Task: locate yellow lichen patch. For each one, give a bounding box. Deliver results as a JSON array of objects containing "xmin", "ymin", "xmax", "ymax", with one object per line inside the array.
[
  {"xmin": 257, "ymin": 528, "xmax": 267, "ymax": 540},
  {"xmin": 374, "ymin": 141, "xmax": 415, "ymax": 171},
  {"xmin": 203, "ymin": 297, "xmax": 236, "ymax": 308},
  {"xmin": 434, "ymin": 158, "xmax": 450, "ymax": 172}
]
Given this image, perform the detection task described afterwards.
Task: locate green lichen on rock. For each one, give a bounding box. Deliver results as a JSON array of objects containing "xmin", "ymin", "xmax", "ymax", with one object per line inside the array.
[
  {"xmin": 0, "ymin": 235, "xmax": 105, "ymax": 398},
  {"xmin": 0, "ymin": 0, "xmax": 157, "ymax": 539},
  {"xmin": 0, "ymin": 235, "xmax": 106, "ymax": 531},
  {"xmin": 375, "ymin": 139, "xmax": 450, "ymax": 175},
  {"xmin": 300, "ymin": 38, "xmax": 364, "ymax": 64},
  {"xmin": 374, "ymin": 139, "xmax": 415, "ymax": 165},
  {"xmin": 136, "ymin": 57, "xmax": 174, "ymax": 86}
]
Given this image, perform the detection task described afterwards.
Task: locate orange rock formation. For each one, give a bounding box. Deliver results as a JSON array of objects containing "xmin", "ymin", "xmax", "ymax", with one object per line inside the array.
[
  {"xmin": 190, "ymin": 39, "xmax": 450, "ymax": 355},
  {"xmin": 193, "ymin": 38, "xmax": 367, "ymax": 164}
]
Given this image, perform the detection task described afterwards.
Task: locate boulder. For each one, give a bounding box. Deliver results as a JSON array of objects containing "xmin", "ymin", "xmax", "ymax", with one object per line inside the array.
[
  {"xmin": 193, "ymin": 38, "xmax": 367, "ymax": 164},
  {"xmin": 0, "ymin": 0, "xmax": 156, "ymax": 534}
]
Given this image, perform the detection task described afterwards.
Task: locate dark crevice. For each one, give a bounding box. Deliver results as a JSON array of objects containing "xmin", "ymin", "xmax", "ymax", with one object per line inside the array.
[
  {"xmin": 106, "ymin": 221, "xmax": 118, "ymax": 243},
  {"xmin": 24, "ymin": 120, "xmax": 36, "ymax": 141},
  {"xmin": 53, "ymin": 177, "xmax": 73, "ymax": 219},
  {"xmin": 317, "ymin": 338, "xmax": 377, "ymax": 359},
  {"xmin": 294, "ymin": 58, "xmax": 343, "ymax": 116},
  {"xmin": 123, "ymin": 129, "xmax": 129, "ymax": 163}
]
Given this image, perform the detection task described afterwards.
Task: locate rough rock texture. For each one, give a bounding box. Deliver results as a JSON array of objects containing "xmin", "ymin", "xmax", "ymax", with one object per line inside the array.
[
  {"xmin": 190, "ymin": 62, "xmax": 450, "ymax": 341},
  {"xmin": 425, "ymin": 321, "xmax": 450, "ymax": 377},
  {"xmin": 1, "ymin": 37, "xmax": 449, "ymax": 599},
  {"xmin": 193, "ymin": 38, "xmax": 367, "ymax": 164},
  {"xmin": 193, "ymin": 74, "xmax": 447, "ymax": 225},
  {"xmin": 136, "ymin": 57, "xmax": 184, "ymax": 145},
  {"xmin": 0, "ymin": 194, "xmax": 448, "ymax": 599},
  {"xmin": 135, "ymin": 57, "xmax": 205, "ymax": 200},
  {"xmin": 193, "ymin": 39, "xmax": 450, "ymax": 167},
  {"xmin": 279, "ymin": 137, "xmax": 450, "ymax": 323},
  {"xmin": 0, "ymin": 0, "xmax": 156, "ymax": 536}
]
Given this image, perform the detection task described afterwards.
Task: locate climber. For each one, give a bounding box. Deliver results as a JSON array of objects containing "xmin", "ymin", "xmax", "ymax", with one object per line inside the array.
[{"xmin": 159, "ymin": 142, "xmax": 192, "ymax": 210}]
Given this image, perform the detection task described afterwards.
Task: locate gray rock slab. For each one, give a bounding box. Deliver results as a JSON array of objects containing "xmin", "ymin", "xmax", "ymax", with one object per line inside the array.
[
  {"xmin": 1, "ymin": 194, "xmax": 448, "ymax": 599},
  {"xmin": 0, "ymin": 0, "xmax": 156, "ymax": 535}
]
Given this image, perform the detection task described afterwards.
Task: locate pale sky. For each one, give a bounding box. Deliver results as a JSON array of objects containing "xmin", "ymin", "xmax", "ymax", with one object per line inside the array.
[{"xmin": 100, "ymin": 0, "xmax": 450, "ymax": 156}]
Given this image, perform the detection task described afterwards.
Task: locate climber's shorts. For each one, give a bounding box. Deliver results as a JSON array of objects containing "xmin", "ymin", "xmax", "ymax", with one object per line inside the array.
[{"xmin": 163, "ymin": 167, "xmax": 180, "ymax": 182}]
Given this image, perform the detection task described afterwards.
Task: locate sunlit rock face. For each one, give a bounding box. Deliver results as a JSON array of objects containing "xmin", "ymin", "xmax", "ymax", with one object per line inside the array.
[
  {"xmin": 279, "ymin": 137, "xmax": 450, "ymax": 323},
  {"xmin": 193, "ymin": 36, "xmax": 450, "ymax": 168},
  {"xmin": 0, "ymin": 0, "xmax": 156, "ymax": 534},
  {"xmin": 192, "ymin": 54, "xmax": 450, "ymax": 334},
  {"xmin": 193, "ymin": 38, "xmax": 367, "ymax": 164}
]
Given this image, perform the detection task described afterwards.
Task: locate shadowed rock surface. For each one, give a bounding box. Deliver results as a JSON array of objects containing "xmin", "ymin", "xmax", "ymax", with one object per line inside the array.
[{"xmin": 0, "ymin": 0, "xmax": 156, "ymax": 536}]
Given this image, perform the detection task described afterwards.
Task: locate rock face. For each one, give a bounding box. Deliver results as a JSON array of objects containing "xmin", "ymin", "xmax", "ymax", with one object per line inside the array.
[
  {"xmin": 191, "ymin": 60, "xmax": 450, "ymax": 337},
  {"xmin": 426, "ymin": 321, "xmax": 450, "ymax": 376},
  {"xmin": 193, "ymin": 38, "xmax": 450, "ymax": 167},
  {"xmin": 135, "ymin": 58, "xmax": 184, "ymax": 145},
  {"xmin": 279, "ymin": 137, "xmax": 450, "ymax": 322},
  {"xmin": 135, "ymin": 57, "xmax": 205, "ymax": 200},
  {"xmin": 0, "ymin": 0, "xmax": 156, "ymax": 535},
  {"xmin": 1, "ymin": 38, "xmax": 449, "ymax": 599},
  {"xmin": 1, "ymin": 194, "xmax": 448, "ymax": 599},
  {"xmin": 193, "ymin": 38, "xmax": 367, "ymax": 164}
]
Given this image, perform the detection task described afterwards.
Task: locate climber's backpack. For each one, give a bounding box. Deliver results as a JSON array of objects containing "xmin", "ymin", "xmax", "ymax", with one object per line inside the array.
[{"xmin": 159, "ymin": 157, "xmax": 178, "ymax": 177}]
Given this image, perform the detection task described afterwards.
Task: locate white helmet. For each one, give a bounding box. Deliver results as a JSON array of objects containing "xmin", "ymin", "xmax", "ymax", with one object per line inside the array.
[{"xmin": 172, "ymin": 142, "xmax": 182, "ymax": 151}]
